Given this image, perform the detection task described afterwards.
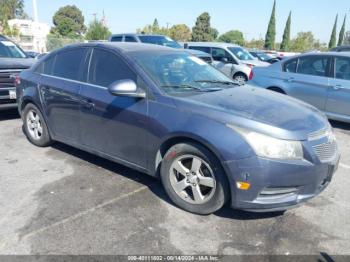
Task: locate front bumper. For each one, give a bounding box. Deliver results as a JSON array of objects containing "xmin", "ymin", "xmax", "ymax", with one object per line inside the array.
[{"xmin": 223, "ymin": 153, "xmax": 339, "ymax": 212}]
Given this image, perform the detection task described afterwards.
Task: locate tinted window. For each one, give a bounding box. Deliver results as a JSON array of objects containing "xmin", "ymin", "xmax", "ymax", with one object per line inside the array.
[
  {"xmin": 52, "ymin": 49, "xmax": 87, "ymax": 80},
  {"xmin": 335, "ymin": 57, "xmax": 350, "ymax": 80},
  {"xmin": 297, "ymin": 56, "xmax": 329, "ymax": 77},
  {"xmin": 138, "ymin": 35, "xmax": 182, "ymax": 48},
  {"xmin": 189, "ymin": 46, "xmax": 211, "ymax": 54},
  {"xmin": 211, "ymin": 48, "xmax": 233, "ymax": 62},
  {"xmin": 88, "ymin": 48, "xmax": 136, "ymax": 87},
  {"xmin": 111, "ymin": 36, "xmax": 123, "ymax": 42},
  {"xmin": 0, "ymin": 40, "xmax": 26, "ymax": 58},
  {"xmin": 284, "ymin": 59, "xmax": 298, "ymax": 73},
  {"xmin": 35, "ymin": 55, "xmax": 56, "ymax": 75},
  {"xmin": 125, "ymin": 36, "xmax": 137, "ymax": 42}
]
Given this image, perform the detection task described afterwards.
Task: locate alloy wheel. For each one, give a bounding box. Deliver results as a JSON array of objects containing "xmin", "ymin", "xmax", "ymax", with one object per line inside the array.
[
  {"xmin": 169, "ymin": 155, "xmax": 216, "ymax": 205},
  {"xmin": 26, "ymin": 109, "xmax": 43, "ymax": 140}
]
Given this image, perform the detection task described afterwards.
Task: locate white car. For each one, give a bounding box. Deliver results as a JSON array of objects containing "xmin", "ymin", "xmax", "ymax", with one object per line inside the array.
[{"xmin": 185, "ymin": 42, "xmax": 269, "ymax": 84}]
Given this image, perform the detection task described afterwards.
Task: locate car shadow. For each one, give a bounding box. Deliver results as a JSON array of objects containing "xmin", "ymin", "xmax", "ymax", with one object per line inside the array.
[
  {"xmin": 0, "ymin": 108, "xmax": 20, "ymax": 121},
  {"xmin": 330, "ymin": 120, "xmax": 350, "ymax": 131},
  {"xmin": 49, "ymin": 142, "xmax": 283, "ymax": 221}
]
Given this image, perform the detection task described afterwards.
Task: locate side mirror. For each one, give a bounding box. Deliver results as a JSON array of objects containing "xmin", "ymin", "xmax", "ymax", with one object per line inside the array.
[
  {"xmin": 220, "ymin": 57, "xmax": 229, "ymax": 63},
  {"xmin": 108, "ymin": 79, "xmax": 146, "ymax": 98}
]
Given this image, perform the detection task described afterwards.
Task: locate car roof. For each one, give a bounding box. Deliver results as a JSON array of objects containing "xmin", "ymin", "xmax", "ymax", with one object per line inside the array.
[
  {"xmin": 56, "ymin": 42, "xmax": 183, "ymax": 54},
  {"xmin": 294, "ymin": 52, "xmax": 350, "ymax": 58},
  {"xmin": 0, "ymin": 35, "xmax": 10, "ymax": 41},
  {"xmin": 186, "ymin": 42, "xmax": 241, "ymax": 48},
  {"xmin": 110, "ymin": 33, "xmax": 169, "ymax": 37}
]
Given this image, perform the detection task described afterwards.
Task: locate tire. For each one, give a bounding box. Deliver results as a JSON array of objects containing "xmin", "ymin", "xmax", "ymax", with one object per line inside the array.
[
  {"xmin": 23, "ymin": 103, "xmax": 52, "ymax": 147},
  {"xmin": 233, "ymin": 73, "xmax": 247, "ymax": 85},
  {"xmin": 160, "ymin": 143, "xmax": 230, "ymax": 215}
]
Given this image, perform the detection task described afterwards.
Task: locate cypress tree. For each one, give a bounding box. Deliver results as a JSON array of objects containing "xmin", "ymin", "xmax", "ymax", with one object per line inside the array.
[
  {"xmin": 192, "ymin": 12, "xmax": 213, "ymax": 42},
  {"xmin": 280, "ymin": 11, "xmax": 292, "ymax": 51},
  {"xmin": 328, "ymin": 15, "xmax": 338, "ymax": 49},
  {"xmin": 338, "ymin": 15, "xmax": 346, "ymax": 46},
  {"xmin": 264, "ymin": 0, "xmax": 276, "ymax": 50}
]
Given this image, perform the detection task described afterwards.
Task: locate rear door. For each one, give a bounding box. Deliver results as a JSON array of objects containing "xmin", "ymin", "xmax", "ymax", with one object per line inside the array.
[
  {"xmin": 210, "ymin": 47, "xmax": 237, "ymax": 77},
  {"xmin": 326, "ymin": 56, "xmax": 350, "ymax": 118},
  {"xmin": 40, "ymin": 48, "xmax": 88, "ymax": 143},
  {"xmin": 282, "ymin": 55, "xmax": 331, "ymax": 110},
  {"xmin": 79, "ymin": 47, "xmax": 148, "ymax": 167}
]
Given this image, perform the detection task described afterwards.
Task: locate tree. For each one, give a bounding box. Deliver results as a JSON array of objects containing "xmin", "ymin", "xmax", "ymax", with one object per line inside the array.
[
  {"xmin": 85, "ymin": 20, "xmax": 111, "ymax": 40},
  {"xmin": 264, "ymin": 0, "xmax": 276, "ymax": 50},
  {"xmin": 51, "ymin": 5, "xmax": 86, "ymax": 38},
  {"xmin": 245, "ymin": 38, "xmax": 265, "ymax": 49},
  {"xmin": 192, "ymin": 12, "xmax": 213, "ymax": 42},
  {"xmin": 0, "ymin": 0, "xmax": 27, "ymax": 33},
  {"xmin": 328, "ymin": 15, "xmax": 338, "ymax": 49},
  {"xmin": 137, "ymin": 18, "xmax": 169, "ymax": 35},
  {"xmin": 290, "ymin": 31, "xmax": 319, "ymax": 52},
  {"xmin": 218, "ymin": 30, "xmax": 244, "ymax": 46},
  {"xmin": 338, "ymin": 15, "xmax": 346, "ymax": 46},
  {"xmin": 152, "ymin": 18, "xmax": 160, "ymax": 33},
  {"xmin": 169, "ymin": 24, "xmax": 192, "ymax": 41},
  {"xmin": 280, "ymin": 11, "xmax": 292, "ymax": 51},
  {"xmin": 211, "ymin": 28, "xmax": 219, "ymax": 40}
]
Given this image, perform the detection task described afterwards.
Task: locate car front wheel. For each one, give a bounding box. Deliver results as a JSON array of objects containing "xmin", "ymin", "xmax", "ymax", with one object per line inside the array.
[{"xmin": 160, "ymin": 143, "xmax": 230, "ymax": 215}]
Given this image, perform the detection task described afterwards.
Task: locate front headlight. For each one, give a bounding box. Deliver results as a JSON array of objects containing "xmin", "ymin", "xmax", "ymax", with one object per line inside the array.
[{"xmin": 228, "ymin": 125, "xmax": 303, "ymax": 160}]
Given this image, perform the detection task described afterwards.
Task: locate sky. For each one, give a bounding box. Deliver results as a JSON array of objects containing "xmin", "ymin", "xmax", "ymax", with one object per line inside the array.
[{"xmin": 24, "ymin": 0, "xmax": 350, "ymax": 43}]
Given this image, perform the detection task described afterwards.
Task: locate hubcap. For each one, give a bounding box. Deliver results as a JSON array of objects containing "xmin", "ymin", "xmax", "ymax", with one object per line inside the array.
[
  {"xmin": 26, "ymin": 110, "xmax": 43, "ymax": 140},
  {"xmin": 235, "ymin": 76, "xmax": 246, "ymax": 85},
  {"xmin": 169, "ymin": 155, "xmax": 216, "ymax": 205}
]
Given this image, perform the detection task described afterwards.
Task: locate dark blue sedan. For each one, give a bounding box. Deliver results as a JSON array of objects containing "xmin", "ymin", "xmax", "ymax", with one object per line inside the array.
[{"xmin": 16, "ymin": 43, "xmax": 339, "ymax": 214}]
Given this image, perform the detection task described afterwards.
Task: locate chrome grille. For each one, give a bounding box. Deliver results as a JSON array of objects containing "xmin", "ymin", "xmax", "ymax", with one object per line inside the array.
[
  {"xmin": 313, "ymin": 140, "xmax": 338, "ymax": 163},
  {"xmin": 0, "ymin": 69, "xmax": 21, "ymax": 89}
]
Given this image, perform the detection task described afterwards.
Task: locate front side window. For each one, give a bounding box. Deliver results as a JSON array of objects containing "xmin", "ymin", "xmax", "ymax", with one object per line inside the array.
[
  {"xmin": 284, "ymin": 59, "xmax": 298, "ymax": 73},
  {"xmin": 131, "ymin": 51, "xmax": 234, "ymax": 95},
  {"xmin": 88, "ymin": 48, "xmax": 136, "ymax": 87},
  {"xmin": 189, "ymin": 46, "xmax": 211, "ymax": 54},
  {"xmin": 211, "ymin": 48, "xmax": 233, "ymax": 62},
  {"xmin": 0, "ymin": 40, "xmax": 26, "ymax": 58},
  {"xmin": 297, "ymin": 56, "xmax": 330, "ymax": 77},
  {"xmin": 228, "ymin": 47, "xmax": 255, "ymax": 61},
  {"xmin": 335, "ymin": 57, "xmax": 350, "ymax": 80},
  {"xmin": 138, "ymin": 36, "xmax": 182, "ymax": 48},
  {"xmin": 125, "ymin": 36, "xmax": 137, "ymax": 42}
]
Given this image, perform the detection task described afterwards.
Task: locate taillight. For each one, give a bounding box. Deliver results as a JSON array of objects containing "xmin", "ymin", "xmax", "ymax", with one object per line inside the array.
[
  {"xmin": 249, "ymin": 70, "xmax": 254, "ymax": 80},
  {"xmin": 14, "ymin": 75, "xmax": 21, "ymax": 86}
]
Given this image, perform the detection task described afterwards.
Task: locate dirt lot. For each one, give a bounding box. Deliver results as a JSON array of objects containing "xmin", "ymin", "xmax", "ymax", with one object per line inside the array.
[{"xmin": 0, "ymin": 109, "xmax": 349, "ymax": 255}]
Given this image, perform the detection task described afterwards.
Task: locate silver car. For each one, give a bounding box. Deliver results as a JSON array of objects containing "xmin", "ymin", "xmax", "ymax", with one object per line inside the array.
[
  {"xmin": 250, "ymin": 52, "xmax": 350, "ymax": 123},
  {"xmin": 186, "ymin": 42, "xmax": 269, "ymax": 84}
]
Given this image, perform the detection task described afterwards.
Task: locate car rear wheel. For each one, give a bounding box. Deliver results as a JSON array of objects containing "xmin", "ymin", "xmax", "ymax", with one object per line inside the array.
[
  {"xmin": 160, "ymin": 143, "xmax": 230, "ymax": 215},
  {"xmin": 23, "ymin": 103, "xmax": 52, "ymax": 147},
  {"xmin": 233, "ymin": 73, "xmax": 247, "ymax": 85}
]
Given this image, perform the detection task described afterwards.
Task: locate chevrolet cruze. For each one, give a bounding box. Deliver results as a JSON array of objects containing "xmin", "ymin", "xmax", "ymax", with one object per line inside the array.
[{"xmin": 16, "ymin": 43, "xmax": 339, "ymax": 215}]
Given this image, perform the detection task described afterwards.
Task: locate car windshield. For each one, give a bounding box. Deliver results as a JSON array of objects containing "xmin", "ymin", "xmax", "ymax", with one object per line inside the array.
[
  {"xmin": 0, "ymin": 40, "xmax": 27, "ymax": 58},
  {"xmin": 256, "ymin": 52, "xmax": 273, "ymax": 61},
  {"xmin": 138, "ymin": 35, "xmax": 182, "ymax": 49},
  {"xmin": 131, "ymin": 52, "xmax": 236, "ymax": 94},
  {"xmin": 228, "ymin": 47, "xmax": 254, "ymax": 61}
]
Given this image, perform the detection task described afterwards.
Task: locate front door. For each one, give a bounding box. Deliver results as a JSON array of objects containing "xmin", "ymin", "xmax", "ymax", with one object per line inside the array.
[
  {"xmin": 326, "ymin": 56, "xmax": 350, "ymax": 118},
  {"xmin": 79, "ymin": 48, "xmax": 148, "ymax": 168}
]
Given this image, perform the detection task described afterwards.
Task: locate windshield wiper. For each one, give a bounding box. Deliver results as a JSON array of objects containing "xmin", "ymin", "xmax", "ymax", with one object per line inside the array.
[
  {"xmin": 195, "ymin": 80, "xmax": 238, "ymax": 86},
  {"xmin": 161, "ymin": 84, "xmax": 204, "ymax": 92}
]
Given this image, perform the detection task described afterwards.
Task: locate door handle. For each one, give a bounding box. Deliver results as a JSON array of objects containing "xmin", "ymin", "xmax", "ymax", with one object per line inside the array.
[
  {"xmin": 333, "ymin": 85, "xmax": 344, "ymax": 91},
  {"xmin": 286, "ymin": 77, "xmax": 295, "ymax": 83},
  {"xmin": 81, "ymin": 99, "xmax": 95, "ymax": 109}
]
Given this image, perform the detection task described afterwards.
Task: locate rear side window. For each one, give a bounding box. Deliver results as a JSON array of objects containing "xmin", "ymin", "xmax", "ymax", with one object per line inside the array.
[
  {"xmin": 284, "ymin": 59, "xmax": 298, "ymax": 73},
  {"xmin": 52, "ymin": 49, "xmax": 87, "ymax": 81},
  {"xmin": 189, "ymin": 46, "xmax": 211, "ymax": 54},
  {"xmin": 125, "ymin": 36, "xmax": 137, "ymax": 42},
  {"xmin": 35, "ymin": 55, "xmax": 56, "ymax": 75},
  {"xmin": 211, "ymin": 47, "xmax": 233, "ymax": 62},
  {"xmin": 335, "ymin": 57, "xmax": 350, "ymax": 80},
  {"xmin": 297, "ymin": 56, "xmax": 330, "ymax": 77},
  {"xmin": 88, "ymin": 48, "xmax": 136, "ymax": 87},
  {"xmin": 111, "ymin": 36, "xmax": 123, "ymax": 42}
]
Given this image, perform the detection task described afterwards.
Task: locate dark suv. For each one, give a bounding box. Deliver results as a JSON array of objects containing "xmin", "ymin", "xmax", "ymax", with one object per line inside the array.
[{"xmin": 0, "ymin": 35, "xmax": 35, "ymax": 109}]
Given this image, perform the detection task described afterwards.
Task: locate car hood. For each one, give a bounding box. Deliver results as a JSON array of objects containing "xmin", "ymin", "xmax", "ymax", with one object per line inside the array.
[
  {"xmin": 0, "ymin": 58, "xmax": 36, "ymax": 70},
  {"xmin": 173, "ymin": 85, "xmax": 329, "ymax": 140},
  {"xmin": 242, "ymin": 60, "xmax": 270, "ymax": 67}
]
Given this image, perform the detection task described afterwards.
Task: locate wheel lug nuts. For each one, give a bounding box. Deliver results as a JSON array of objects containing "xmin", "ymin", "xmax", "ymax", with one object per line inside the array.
[{"xmin": 186, "ymin": 179, "xmax": 190, "ymax": 183}]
